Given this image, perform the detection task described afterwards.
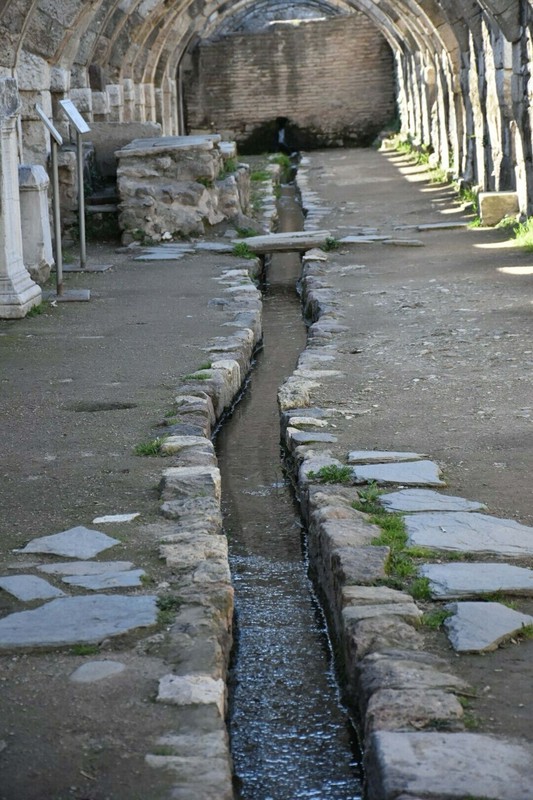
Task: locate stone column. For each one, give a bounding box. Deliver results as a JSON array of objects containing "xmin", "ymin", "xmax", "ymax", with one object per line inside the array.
[
  {"xmin": 106, "ymin": 84, "xmax": 124, "ymax": 122},
  {"xmin": 0, "ymin": 79, "xmax": 41, "ymax": 318},
  {"xmin": 19, "ymin": 164, "xmax": 54, "ymax": 285}
]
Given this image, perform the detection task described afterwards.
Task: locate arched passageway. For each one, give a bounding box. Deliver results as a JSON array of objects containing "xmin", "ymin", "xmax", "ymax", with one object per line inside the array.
[{"xmin": 0, "ymin": 1, "xmax": 532, "ymax": 205}]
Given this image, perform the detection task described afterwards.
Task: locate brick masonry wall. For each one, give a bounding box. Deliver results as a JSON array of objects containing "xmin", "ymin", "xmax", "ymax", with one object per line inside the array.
[{"xmin": 184, "ymin": 15, "xmax": 396, "ymax": 150}]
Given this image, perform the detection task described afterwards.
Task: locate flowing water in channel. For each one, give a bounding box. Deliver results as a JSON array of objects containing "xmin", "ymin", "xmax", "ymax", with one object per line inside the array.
[{"xmin": 215, "ymin": 187, "xmax": 363, "ymax": 800}]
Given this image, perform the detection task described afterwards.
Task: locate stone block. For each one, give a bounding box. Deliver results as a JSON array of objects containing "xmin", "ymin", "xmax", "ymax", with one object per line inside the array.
[
  {"xmin": 479, "ymin": 191, "xmax": 519, "ymax": 226},
  {"xmin": 157, "ymin": 674, "xmax": 226, "ymax": 717},
  {"xmin": 159, "ymin": 466, "xmax": 221, "ymax": 504},
  {"xmin": 18, "ymin": 164, "xmax": 54, "ymax": 284},
  {"xmin": 365, "ymin": 688, "xmax": 464, "ymax": 734}
]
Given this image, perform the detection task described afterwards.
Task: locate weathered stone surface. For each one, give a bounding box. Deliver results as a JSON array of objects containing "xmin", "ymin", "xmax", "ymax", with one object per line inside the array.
[
  {"xmin": 344, "ymin": 616, "xmax": 425, "ymax": 661},
  {"xmin": 160, "ymin": 495, "xmax": 222, "ymax": 532},
  {"xmin": 379, "ymin": 488, "xmax": 485, "ymax": 513},
  {"xmin": 0, "ymin": 595, "xmax": 157, "ymax": 649},
  {"xmin": 287, "ymin": 416, "xmax": 329, "ymax": 429},
  {"xmin": 348, "ymin": 450, "xmax": 425, "ymax": 464},
  {"xmin": 0, "ymin": 574, "xmax": 65, "ymax": 601},
  {"xmin": 160, "ymin": 533, "xmax": 230, "ymax": 584},
  {"xmin": 157, "ymin": 674, "xmax": 225, "ymax": 716},
  {"xmin": 420, "ymin": 562, "xmax": 533, "ymax": 599},
  {"xmin": 62, "ymin": 569, "xmax": 145, "ymax": 590},
  {"xmin": 161, "ymin": 435, "xmax": 215, "ymax": 456},
  {"xmin": 134, "ymin": 245, "xmax": 194, "ymax": 261},
  {"xmin": 341, "ymin": 585, "xmax": 415, "ymax": 608},
  {"xmin": 366, "ymin": 732, "xmax": 533, "ymax": 800},
  {"xmin": 160, "ymin": 466, "xmax": 221, "ymax": 503},
  {"xmin": 330, "ymin": 546, "xmax": 390, "ymax": 585},
  {"xmin": 444, "ymin": 601, "xmax": 533, "ymax": 653},
  {"xmin": 353, "ymin": 460, "xmax": 445, "ymax": 487},
  {"xmin": 92, "ymin": 513, "xmax": 140, "ymax": 524},
  {"xmin": 417, "ymin": 221, "xmax": 469, "ymax": 230},
  {"xmin": 38, "ymin": 561, "xmax": 134, "ymax": 576},
  {"xmin": 359, "ymin": 652, "xmax": 468, "ymax": 703},
  {"xmin": 70, "ymin": 660, "xmax": 126, "ymax": 683},
  {"xmin": 17, "ymin": 527, "xmax": 120, "ymax": 558},
  {"xmin": 365, "ymin": 689, "xmax": 464, "ymax": 734},
  {"xmin": 240, "ymin": 230, "xmax": 331, "ymax": 254},
  {"xmin": 405, "ymin": 511, "xmax": 533, "ymax": 556},
  {"xmin": 286, "ymin": 427, "xmax": 338, "ymax": 447},
  {"xmin": 479, "ymin": 191, "xmax": 519, "ymax": 226},
  {"xmin": 298, "ymin": 453, "xmax": 344, "ymax": 484},
  {"xmin": 343, "ymin": 602, "xmax": 422, "ymax": 627}
]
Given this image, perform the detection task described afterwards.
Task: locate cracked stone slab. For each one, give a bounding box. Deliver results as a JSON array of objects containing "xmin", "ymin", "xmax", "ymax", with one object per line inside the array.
[
  {"xmin": 16, "ymin": 527, "xmax": 120, "ymax": 559},
  {"xmin": 157, "ymin": 674, "xmax": 225, "ymax": 716},
  {"xmin": 348, "ymin": 450, "xmax": 425, "ymax": 464},
  {"xmin": 352, "ymin": 460, "xmax": 445, "ymax": 487},
  {"xmin": 379, "ymin": 488, "xmax": 485, "ymax": 513},
  {"xmin": 0, "ymin": 574, "xmax": 65, "ymax": 601},
  {"xmin": 61, "ymin": 569, "xmax": 145, "ymax": 590},
  {"xmin": 70, "ymin": 660, "xmax": 126, "ymax": 683},
  {"xmin": 366, "ymin": 731, "xmax": 533, "ymax": 800},
  {"xmin": 444, "ymin": 601, "xmax": 533, "ymax": 653},
  {"xmin": 38, "ymin": 561, "xmax": 134, "ymax": 576},
  {"xmin": 420, "ymin": 562, "xmax": 533, "ymax": 599},
  {"xmin": 404, "ymin": 511, "xmax": 533, "ymax": 556},
  {"xmin": 0, "ymin": 595, "xmax": 157, "ymax": 649}
]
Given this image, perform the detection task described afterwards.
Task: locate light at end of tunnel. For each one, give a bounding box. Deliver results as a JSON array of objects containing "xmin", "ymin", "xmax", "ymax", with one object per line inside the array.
[{"xmin": 497, "ymin": 265, "xmax": 533, "ymax": 275}]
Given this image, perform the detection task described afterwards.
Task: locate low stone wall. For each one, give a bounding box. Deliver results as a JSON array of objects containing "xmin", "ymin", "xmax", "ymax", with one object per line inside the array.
[{"xmin": 116, "ymin": 135, "xmax": 250, "ymax": 243}]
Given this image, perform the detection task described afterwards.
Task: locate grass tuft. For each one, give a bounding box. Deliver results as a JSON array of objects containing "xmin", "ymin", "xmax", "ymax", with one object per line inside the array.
[
  {"xmin": 512, "ymin": 217, "xmax": 533, "ymax": 251},
  {"xmin": 134, "ymin": 436, "xmax": 167, "ymax": 456},
  {"xmin": 233, "ymin": 241, "xmax": 255, "ymax": 259},
  {"xmin": 307, "ymin": 464, "xmax": 353, "ymax": 484}
]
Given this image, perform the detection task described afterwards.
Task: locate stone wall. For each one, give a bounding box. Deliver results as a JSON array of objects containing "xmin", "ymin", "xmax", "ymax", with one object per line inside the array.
[
  {"xmin": 183, "ymin": 15, "xmax": 396, "ymax": 150},
  {"xmin": 116, "ymin": 135, "xmax": 250, "ymax": 243}
]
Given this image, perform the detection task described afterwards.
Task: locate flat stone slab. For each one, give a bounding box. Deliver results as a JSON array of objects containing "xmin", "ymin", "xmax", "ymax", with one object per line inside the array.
[
  {"xmin": 379, "ymin": 488, "xmax": 485, "ymax": 513},
  {"xmin": 348, "ymin": 450, "xmax": 425, "ymax": 464},
  {"xmin": 339, "ymin": 235, "xmax": 391, "ymax": 243},
  {"xmin": 366, "ymin": 731, "xmax": 533, "ymax": 800},
  {"xmin": 17, "ymin": 527, "xmax": 120, "ymax": 559},
  {"xmin": 238, "ymin": 230, "xmax": 331, "ymax": 254},
  {"xmin": 61, "ymin": 569, "xmax": 145, "ymax": 590},
  {"xmin": 92, "ymin": 513, "xmax": 140, "ymax": 524},
  {"xmin": 352, "ymin": 460, "xmax": 445, "ymax": 487},
  {"xmin": 157, "ymin": 674, "xmax": 225, "ymax": 717},
  {"xmin": 70, "ymin": 660, "xmax": 126, "ymax": 684},
  {"xmin": 444, "ymin": 601, "xmax": 533, "ymax": 653},
  {"xmin": 0, "ymin": 595, "xmax": 157, "ymax": 649},
  {"xmin": 0, "ymin": 574, "xmax": 65, "ymax": 601},
  {"xmin": 286, "ymin": 428, "xmax": 338, "ymax": 445},
  {"xmin": 135, "ymin": 246, "xmax": 194, "ymax": 261},
  {"xmin": 194, "ymin": 242, "xmax": 234, "ymax": 253},
  {"xmin": 38, "ymin": 561, "xmax": 134, "ymax": 576},
  {"xmin": 343, "ymin": 603, "xmax": 422, "ymax": 626},
  {"xmin": 404, "ymin": 511, "xmax": 533, "ymax": 556},
  {"xmin": 420, "ymin": 562, "xmax": 533, "ymax": 599}
]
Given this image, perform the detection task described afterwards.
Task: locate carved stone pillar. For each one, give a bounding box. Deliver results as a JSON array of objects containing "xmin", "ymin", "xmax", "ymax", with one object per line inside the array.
[{"xmin": 0, "ymin": 78, "xmax": 41, "ymax": 318}]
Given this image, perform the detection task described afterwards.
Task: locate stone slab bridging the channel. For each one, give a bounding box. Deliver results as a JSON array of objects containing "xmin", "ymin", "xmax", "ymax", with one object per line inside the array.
[
  {"xmin": 352, "ymin": 460, "xmax": 445, "ymax": 487},
  {"xmin": 0, "ymin": 595, "xmax": 157, "ymax": 649},
  {"xmin": 379, "ymin": 488, "xmax": 485, "ymax": 513},
  {"xmin": 404, "ymin": 511, "xmax": 533, "ymax": 556},
  {"xmin": 0, "ymin": 574, "xmax": 65, "ymax": 601},
  {"xmin": 420, "ymin": 562, "xmax": 533, "ymax": 599},
  {"xmin": 444, "ymin": 601, "xmax": 533, "ymax": 653},
  {"xmin": 17, "ymin": 526, "xmax": 120, "ymax": 559}
]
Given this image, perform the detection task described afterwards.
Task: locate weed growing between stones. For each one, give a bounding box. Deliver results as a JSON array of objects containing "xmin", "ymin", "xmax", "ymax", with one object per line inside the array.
[
  {"xmin": 324, "ymin": 236, "xmax": 341, "ymax": 251},
  {"xmin": 409, "ymin": 576, "xmax": 432, "ymax": 600},
  {"xmin": 70, "ymin": 644, "xmax": 100, "ymax": 656},
  {"xmin": 421, "ymin": 608, "xmax": 452, "ymax": 629},
  {"xmin": 156, "ymin": 595, "xmax": 182, "ymax": 626},
  {"xmin": 233, "ymin": 242, "xmax": 255, "ymax": 259},
  {"xmin": 511, "ymin": 217, "xmax": 533, "ymax": 251},
  {"xmin": 134, "ymin": 436, "xmax": 168, "ymax": 456},
  {"xmin": 26, "ymin": 302, "xmax": 48, "ymax": 317},
  {"xmin": 182, "ymin": 371, "xmax": 211, "ymax": 381},
  {"xmin": 307, "ymin": 464, "xmax": 353, "ymax": 484},
  {"xmin": 219, "ymin": 158, "xmax": 238, "ymax": 178},
  {"xmin": 236, "ymin": 227, "xmax": 258, "ymax": 238},
  {"xmin": 250, "ymin": 170, "xmax": 271, "ymax": 182}
]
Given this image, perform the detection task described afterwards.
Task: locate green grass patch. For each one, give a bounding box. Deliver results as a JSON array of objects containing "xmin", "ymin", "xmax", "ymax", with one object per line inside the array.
[
  {"xmin": 236, "ymin": 227, "xmax": 258, "ymax": 239},
  {"xmin": 518, "ymin": 623, "xmax": 533, "ymax": 639},
  {"xmin": 71, "ymin": 644, "xmax": 100, "ymax": 656},
  {"xmin": 307, "ymin": 464, "xmax": 353, "ymax": 484},
  {"xmin": 352, "ymin": 482, "xmax": 383, "ymax": 514},
  {"xmin": 511, "ymin": 217, "xmax": 533, "ymax": 251},
  {"xmin": 219, "ymin": 157, "xmax": 238, "ymax": 177},
  {"xmin": 182, "ymin": 370, "xmax": 212, "ymax": 381},
  {"xmin": 422, "ymin": 608, "xmax": 452, "ymax": 629},
  {"xmin": 26, "ymin": 302, "xmax": 48, "ymax": 317},
  {"xmin": 410, "ymin": 576, "xmax": 432, "ymax": 600},
  {"xmin": 233, "ymin": 241, "xmax": 255, "ymax": 259},
  {"xmin": 324, "ymin": 236, "xmax": 341, "ymax": 251},
  {"xmin": 134, "ymin": 436, "xmax": 168, "ymax": 456},
  {"xmin": 250, "ymin": 170, "xmax": 271, "ymax": 182},
  {"xmin": 156, "ymin": 595, "xmax": 182, "ymax": 626}
]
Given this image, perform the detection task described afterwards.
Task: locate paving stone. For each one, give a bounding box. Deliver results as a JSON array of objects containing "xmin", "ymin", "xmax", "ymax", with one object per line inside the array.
[
  {"xmin": 38, "ymin": 561, "xmax": 134, "ymax": 576},
  {"xmin": 92, "ymin": 513, "xmax": 140, "ymax": 523},
  {"xmin": 404, "ymin": 511, "xmax": 533, "ymax": 556},
  {"xmin": 157, "ymin": 674, "xmax": 225, "ymax": 716},
  {"xmin": 365, "ymin": 731, "xmax": 533, "ymax": 800},
  {"xmin": 352, "ymin": 460, "xmax": 445, "ymax": 486},
  {"xmin": 286, "ymin": 427, "xmax": 338, "ymax": 447},
  {"xmin": 379, "ymin": 488, "xmax": 485, "ymax": 513},
  {"xmin": 194, "ymin": 242, "xmax": 233, "ymax": 252},
  {"xmin": 69, "ymin": 660, "xmax": 126, "ymax": 683},
  {"xmin": 444, "ymin": 601, "xmax": 533, "ymax": 653},
  {"xmin": 348, "ymin": 450, "xmax": 425, "ymax": 464},
  {"xmin": 287, "ymin": 416, "xmax": 329, "ymax": 429},
  {"xmin": 62, "ymin": 569, "xmax": 145, "ymax": 590},
  {"xmin": 17, "ymin": 526, "xmax": 120, "ymax": 559},
  {"xmin": 420, "ymin": 562, "xmax": 533, "ymax": 599},
  {"xmin": 0, "ymin": 595, "xmax": 157, "ymax": 649},
  {"xmin": 0, "ymin": 574, "xmax": 65, "ymax": 601}
]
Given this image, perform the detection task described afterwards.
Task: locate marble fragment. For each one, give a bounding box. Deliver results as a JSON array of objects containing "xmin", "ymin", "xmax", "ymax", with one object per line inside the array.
[
  {"xmin": 444, "ymin": 601, "xmax": 533, "ymax": 653},
  {"xmin": 17, "ymin": 527, "xmax": 119, "ymax": 559}
]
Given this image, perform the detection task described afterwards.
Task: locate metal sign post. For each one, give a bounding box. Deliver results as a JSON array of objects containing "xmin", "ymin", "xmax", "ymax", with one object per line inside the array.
[
  {"xmin": 35, "ymin": 104, "xmax": 90, "ymax": 302},
  {"xmin": 59, "ymin": 99, "xmax": 90, "ymax": 270}
]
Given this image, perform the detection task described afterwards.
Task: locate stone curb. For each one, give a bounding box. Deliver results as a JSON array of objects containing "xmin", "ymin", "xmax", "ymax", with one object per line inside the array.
[
  {"xmin": 148, "ymin": 257, "xmax": 263, "ymax": 799},
  {"xmin": 279, "ymin": 164, "xmax": 533, "ymax": 797}
]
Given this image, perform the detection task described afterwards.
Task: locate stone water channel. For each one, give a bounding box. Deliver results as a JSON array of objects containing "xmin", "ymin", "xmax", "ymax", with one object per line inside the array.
[{"xmin": 216, "ymin": 186, "xmax": 363, "ymax": 799}]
